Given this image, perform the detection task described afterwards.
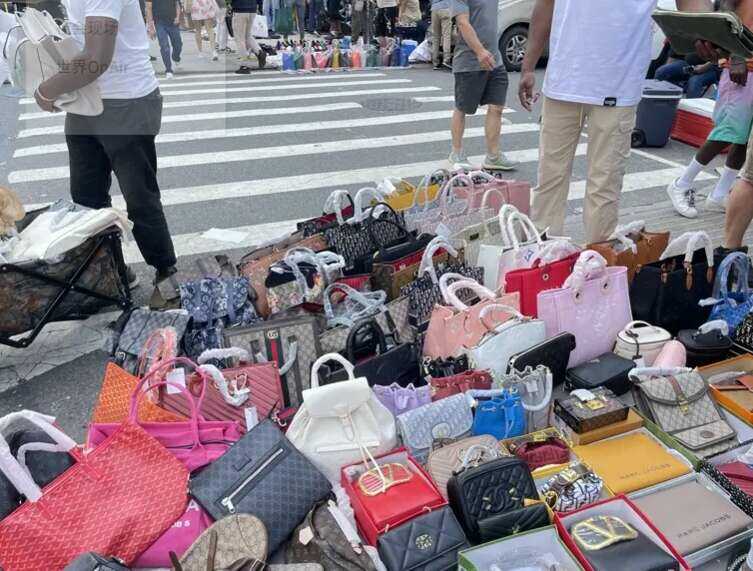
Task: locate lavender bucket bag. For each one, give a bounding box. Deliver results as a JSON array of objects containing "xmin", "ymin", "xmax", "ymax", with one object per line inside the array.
[
  {"xmin": 373, "ymin": 383, "xmax": 432, "ymax": 417},
  {"xmin": 537, "ymin": 250, "xmax": 632, "ymax": 369}
]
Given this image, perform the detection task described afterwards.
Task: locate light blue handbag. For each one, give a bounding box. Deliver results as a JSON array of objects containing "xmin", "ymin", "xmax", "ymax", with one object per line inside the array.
[
  {"xmin": 709, "ymin": 252, "xmax": 753, "ymax": 334},
  {"xmin": 470, "ymin": 390, "xmax": 526, "ymax": 440}
]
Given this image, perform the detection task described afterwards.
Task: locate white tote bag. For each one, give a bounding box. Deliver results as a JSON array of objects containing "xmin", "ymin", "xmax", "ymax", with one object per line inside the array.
[
  {"xmin": 10, "ymin": 8, "xmax": 103, "ymax": 116},
  {"xmin": 251, "ymin": 14, "xmax": 269, "ymax": 38},
  {"xmin": 286, "ymin": 354, "xmax": 398, "ymax": 482}
]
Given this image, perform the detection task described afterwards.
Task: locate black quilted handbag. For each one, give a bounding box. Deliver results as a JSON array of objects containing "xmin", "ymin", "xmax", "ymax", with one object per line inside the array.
[
  {"xmin": 189, "ymin": 420, "xmax": 332, "ymax": 553},
  {"xmin": 377, "ymin": 506, "xmax": 469, "ymax": 571},
  {"xmin": 447, "ymin": 455, "xmax": 540, "ymax": 544}
]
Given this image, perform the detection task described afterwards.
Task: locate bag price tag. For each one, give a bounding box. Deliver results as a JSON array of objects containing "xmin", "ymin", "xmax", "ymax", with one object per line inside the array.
[
  {"xmin": 571, "ymin": 389, "xmax": 596, "ymax": 402},
  {"xmin": 244, "ymin": 406, "xmax": 259, "ymax": 431},
  {"xmin": 299, "ymin": 526, "xmax": 314, "ymax": 546},
  {"xmin": 166, "ymin": 368, "xmax": 187, "ymax": 394}
]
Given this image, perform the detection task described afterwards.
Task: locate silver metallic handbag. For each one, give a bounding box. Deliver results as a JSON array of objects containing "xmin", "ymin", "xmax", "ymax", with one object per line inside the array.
[{"xmin": 630, "ymin": 366, "xmax": 736, "ymax": 457}]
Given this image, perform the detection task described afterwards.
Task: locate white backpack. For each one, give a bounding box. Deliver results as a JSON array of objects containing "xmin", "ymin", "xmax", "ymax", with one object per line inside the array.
[
  {"xmin": 5, "ymin": 8, "xmax": 103, "ymax": 115},
  {"xmin": 287, "ymin": 354, "xmax": 397, "ymax": 482}
]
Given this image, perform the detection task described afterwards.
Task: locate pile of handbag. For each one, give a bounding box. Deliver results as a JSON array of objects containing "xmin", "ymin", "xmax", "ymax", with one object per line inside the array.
[
  {"xmin": 15, "ymin": 164, "xmax": 753, "ymax": 570},
  {"xmin": 281, "ymin": 37, "xmax": 413, "ymax": 71}
]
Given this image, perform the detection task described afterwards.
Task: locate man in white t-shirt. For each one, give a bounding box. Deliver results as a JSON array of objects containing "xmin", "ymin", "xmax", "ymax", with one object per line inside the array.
[
  {"xmin": 519, "ymin": 0, "xmax": 707, "ymax": 243},
  {"xmin": 33, "ymin": 0, "xmax": 176, "ymax": 284}
]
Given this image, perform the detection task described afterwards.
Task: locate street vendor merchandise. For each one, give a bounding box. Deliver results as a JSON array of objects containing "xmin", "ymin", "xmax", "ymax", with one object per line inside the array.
[{"xmin": 9, "ymin": 174, "xmax": 753, "ymax": 571}]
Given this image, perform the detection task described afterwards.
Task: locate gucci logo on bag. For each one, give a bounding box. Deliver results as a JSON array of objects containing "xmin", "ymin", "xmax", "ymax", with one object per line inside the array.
[
  {"xmin": 266, "ymin": 330, "xmax": 279, "ymax": 340},
  {"xmin": 415, "ymin": 534, "xmax": 433, "ymax": 550}
]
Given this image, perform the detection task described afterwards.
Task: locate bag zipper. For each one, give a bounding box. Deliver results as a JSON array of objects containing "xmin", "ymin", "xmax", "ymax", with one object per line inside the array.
[{"xmin": 221, "ymin": 447, "xmax": 284, "ymax": 513}]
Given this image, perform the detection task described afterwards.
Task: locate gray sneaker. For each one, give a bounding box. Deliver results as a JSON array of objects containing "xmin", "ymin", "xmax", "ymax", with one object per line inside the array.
[
  {"xmin": 483, "ymin": 153, "xmax": 518, "ymax": 171},
  {"xmin": 448, "ymin": 151, "xmax": 472, "ymax": 169}
]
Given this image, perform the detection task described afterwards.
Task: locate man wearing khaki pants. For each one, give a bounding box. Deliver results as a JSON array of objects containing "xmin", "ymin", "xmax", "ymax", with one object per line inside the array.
[
  {"xmin": 430, "ymin": 0, "xmax": 452, "ymax": 70},
  {"xmin": 520, "ymin": 0, "xmax": 707, "ymax": 243}
]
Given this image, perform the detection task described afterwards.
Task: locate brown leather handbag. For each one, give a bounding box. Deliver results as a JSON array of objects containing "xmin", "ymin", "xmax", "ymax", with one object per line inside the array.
[{"xmin": 587, "ymin": 222, "xmax": 669, "ymax": 283}]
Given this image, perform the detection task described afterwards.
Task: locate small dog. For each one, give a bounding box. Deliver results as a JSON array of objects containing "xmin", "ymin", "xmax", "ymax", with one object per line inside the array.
[{"xmin": 0, "ymin": 187, "xmax": 24, "ymax": 236}]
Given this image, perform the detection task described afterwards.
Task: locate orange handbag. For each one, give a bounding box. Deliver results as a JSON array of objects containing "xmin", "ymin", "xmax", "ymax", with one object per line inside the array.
[{"xmin": 91, "ymin": 362, "xmax": 185, "ymax": 424}]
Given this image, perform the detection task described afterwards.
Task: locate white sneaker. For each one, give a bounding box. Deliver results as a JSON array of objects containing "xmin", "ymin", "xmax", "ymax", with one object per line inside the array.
[
  {"xmin": 165, "ymin": 71, "xmax": 174, "ymax": 79},
  {"xmin": 705, "ymin": 193, "xmax": 728, "ymax": 213},
  {"xmin": 666, "ymin": 178, "xmax": 698, "ymax": 218},
  {"xmin": 448, "ymin": 150, "xmax": 472, "ymax": 170}
]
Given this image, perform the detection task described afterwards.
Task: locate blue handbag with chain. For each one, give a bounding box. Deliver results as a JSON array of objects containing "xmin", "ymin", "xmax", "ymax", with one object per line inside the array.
[
  {"xmin": 709, "ymin": 252, "xmax": 753, "ymax": 335},
  {"xmin": 470, "ymin": 390, "xmax": 526, "ymax": 440}
]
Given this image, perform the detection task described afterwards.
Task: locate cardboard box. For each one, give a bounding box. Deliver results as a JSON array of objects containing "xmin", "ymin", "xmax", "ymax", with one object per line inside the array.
[
  {"xmin": 554, "ymin": 408, "xmax": 644, "ymax": 446},
  {"xmin": 701, "ymin": 354, "xmax": 753, "ymax": 425}
]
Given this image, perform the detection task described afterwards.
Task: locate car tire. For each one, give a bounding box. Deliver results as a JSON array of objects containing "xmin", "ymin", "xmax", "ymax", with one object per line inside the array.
[{"xmin": 499, "ymin": 24, "xmax": 528, "ymax": 72}]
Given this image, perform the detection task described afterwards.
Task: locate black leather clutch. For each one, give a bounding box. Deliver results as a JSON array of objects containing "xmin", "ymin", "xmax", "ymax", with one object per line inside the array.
[
  {"xmin": 508, "ymin": 332, "xmax": 576, "ymax": 386},
  {"xmin": 571, "ymin": 524, "xmax": 679, "ymax": 571},
  {"xmin": 477, "ymin": 504, "xmax": 550, "ymax": 543},
  {"xmin": 678, "ymin": 328, "xmax": 732, "ymax": 367},
  {"xmin": 565, "ymin": 353, "xmax": 635, "ymax": 396}
]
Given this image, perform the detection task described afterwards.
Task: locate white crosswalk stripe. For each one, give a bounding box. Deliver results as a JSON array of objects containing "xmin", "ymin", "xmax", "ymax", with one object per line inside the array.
[{"xmin": 10, "ymin": 69, "xmax": 712, "ymax": 268}]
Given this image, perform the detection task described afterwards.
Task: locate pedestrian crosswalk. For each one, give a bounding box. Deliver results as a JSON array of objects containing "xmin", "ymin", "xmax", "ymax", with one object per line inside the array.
[{"xmin": 9, "ymin": 68, "xmax": 716, "ymax": 266}]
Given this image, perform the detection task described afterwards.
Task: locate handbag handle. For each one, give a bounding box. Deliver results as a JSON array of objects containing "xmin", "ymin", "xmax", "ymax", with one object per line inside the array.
[
  {"xmin": 530, "ymin": 239, "xmax": 580, "ymax": 267},
  {"xmin": 137, "ymin": 327, "xmax": 179, "ymax": 387},
  {"xmin": 660, "ymin": 231, "xmax": 714, "ymax": 267},
  {"xmin": 311, "ymin": 353, "xmax": 357, "ymax": 388},
  {"xmin": 345, "ymin": 318, "xmax": 389, "ymax": 363},
  {"xmin": 699, "ymin": 320, "xmax": 730, "ymax": 336},
  {"xmin": 607, "ymin": 220, "xmax": 646, "ymax": 254},
  {"xmin": 479, "ymin": 303, "xmax": 525, "ymax": 331},
  {"xmin": 506, "ymin": 211, "xmax": 543, "ymax": 251},
  {"xmin": 438, "ymin": 272, "xmax": 473, "ymax": 302},
  {"xmin": 457, "ymin": 443, "xmax": 500, "ymax": 470},
  {"xmin": 628, "ymin": 366, "xmax": 693, "ymax": 381},
  {"xmin": 515, "ymin": 367, "xmax": 553, "ymax": 413},
  {"xmin": 419, "ymin": 236, "xmax": 459, "ymax": 284},
  {"xmin": 322, "ymin": 190, "xmax": 353, "ymax": 225},
  {"xmin": 197, "ymin": 347, "xmax": 250, "ymax": 364},
  {"xmin": 323, "ymin": 282, "xmax": 386, "ymax": 327},
  {"xmin": 282, "ymin": 248, "xmax": 344, "ymax": 297},
  {"xmin": 0, "ymin": 411, "xmax": 80, "ymax": 503},
  {"xmin": 714, "ymin": 252, "xmax": 752, "ymax": 298},
  {"xmin": 496, "ymin": 204, "xmax": 520, "ymax": 247},
  {"xmin": 437, "ymin": 173, "xmax": 476, "ymax": 213},
  {"xmin": 412, "ymin": 168, "xmax": 451, "ymax": 210},
  {"xmin": 350, "ymin": 187, "xmax": 387, "ymax": 223},
  {"xmin": 563, "ymin": 250, "xmax": 608, "ymax": 292},
  {"xmin": 197, "ymin": 363, "xmax": 251, "ymax": 408},
  {"xmin": 445, "ymin": 279, "xmax": 497, "ymax": 311},
  {"xmin": 365, "ymin": 201, "xmax": 412, "ymax": 254}
]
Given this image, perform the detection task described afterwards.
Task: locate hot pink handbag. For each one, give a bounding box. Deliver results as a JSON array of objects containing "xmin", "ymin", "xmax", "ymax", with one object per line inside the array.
[
  {"xmin": 652, "ymin": 340, "xmax": 687, "ymax": 368},
  {"xmin": 87, "ymin": 358, "xmax": 243, "ymax": 568},
  {"xmin": 537, "ymin": 251, "xmax": 632, "ymax": 369},
  {"xmin": 423, "ymin": 275, "xmax": 520, "ymax": 359}
]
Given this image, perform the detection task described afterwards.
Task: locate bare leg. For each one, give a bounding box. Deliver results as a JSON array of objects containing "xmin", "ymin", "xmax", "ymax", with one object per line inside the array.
[
  {"xmin": 726, "ymin": 144, "xmax": 748, "ymax": 170},
  {"xmin": 696, "ymin": 139, "xmax": 731, "ymax": 165},
  {"xmin": 724, "ymin": 179, "xmax": 753, "ymax": 248},
  {"xmin": 451, "ymin": 110, "xmax": 466, "ymax": 154},
  {"xmin": 485, "ymin": 104, "xmax": 503, "ymax": 157}
]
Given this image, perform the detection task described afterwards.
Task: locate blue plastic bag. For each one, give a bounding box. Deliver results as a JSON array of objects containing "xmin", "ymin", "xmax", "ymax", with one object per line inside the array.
[{"xmin": 709, "ymin": 252, "xmax": 753, "ymax": 334}]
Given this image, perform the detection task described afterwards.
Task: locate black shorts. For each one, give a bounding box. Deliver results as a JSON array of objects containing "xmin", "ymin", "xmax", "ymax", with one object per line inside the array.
[{"xmin": 454, "ymin": 66, "xmax": 509, "ymax": 115}]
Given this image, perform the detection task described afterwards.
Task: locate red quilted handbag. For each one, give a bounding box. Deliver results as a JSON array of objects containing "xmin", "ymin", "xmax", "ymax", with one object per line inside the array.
[
  {"xmin": 504, "ymin": 252, "xmax": 579, "ymax": 317},
  {"xmin": 0, "ymin": 411, "xmax": 188, "ymax": 571},
  {"xmin": 158, "ymin": 350, "xmax": 285, "ymax": 430}
]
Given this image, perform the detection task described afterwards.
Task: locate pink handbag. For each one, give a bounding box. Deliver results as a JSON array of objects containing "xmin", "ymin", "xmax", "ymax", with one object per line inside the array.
[
  {"xmin": 537, "ymin": 251, "xmax": 632, "ymax": 369},
  {"xmin": 423, "ymin": 275, "xmax": 520, "ymax": 359},
  {"xmin": 453, "ymin": 170, "xmax": 531, "ymax": 215},
  {"xmin": 652, "ymin": 340, "xmax": 687, "ymax": 368},
  {"xmin": 87, "ymin": 358, "xmax": 243, "ymax": 568}
]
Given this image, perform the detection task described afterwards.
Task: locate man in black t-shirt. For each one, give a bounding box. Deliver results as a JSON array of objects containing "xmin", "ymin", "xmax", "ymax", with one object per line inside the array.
[{"xmin": 146, "ymin": 0, "xmax": 183, "ymax": 77}]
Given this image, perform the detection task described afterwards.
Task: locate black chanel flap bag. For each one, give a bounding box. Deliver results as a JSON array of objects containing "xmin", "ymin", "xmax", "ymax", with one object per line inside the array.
[
  {"xmin": 447, "ymin": 453, "xmax": 538, "ymax": 544},
  {"xmin": 189, "ymin": 420, "xmax": 332, "ymax": 553},
  {"xmin": 377, "ymin": 506, "xmax": 469, "ymax": 571}
]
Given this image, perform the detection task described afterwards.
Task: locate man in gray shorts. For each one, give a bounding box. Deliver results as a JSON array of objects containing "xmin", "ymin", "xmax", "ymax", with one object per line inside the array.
[{"xmin": 450, "ymin": 0, "xmax": 517, "ymax": 171}]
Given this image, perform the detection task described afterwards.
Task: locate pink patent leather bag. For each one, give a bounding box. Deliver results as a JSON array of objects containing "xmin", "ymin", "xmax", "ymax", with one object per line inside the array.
[
  {"xmin": 537, "ymin": 251, "xmax": 632, "ymax": 369},
  {"xmin": 652, "ymin": 340, "xmax": 687, "ymax": 368},
  {"xmin": 87, "ymin": 358, "xmax": 243, "ymax": 568},
  {"xmin": 423, "ymin": 275, "xmax": 520, "ymax": 359}
]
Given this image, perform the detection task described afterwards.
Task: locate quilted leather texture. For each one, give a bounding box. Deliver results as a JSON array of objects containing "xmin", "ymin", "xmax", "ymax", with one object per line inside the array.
[
  {"xmin": 635, "ymin": 370, "xmax": 735, "ymax": 451},
  {"xmin": 447, "ymin": 457, "xmax": 537, "ymax": 542},
  {"xmin": 427, "ymin": 435, "xmax": 500, "ymax": 499},
  {"xmin": 239, "ymin": 234, "xmax": 328, "ymax": 318},
  {"xmin": 223, "ymin": 317, "xmax": 322, "ymax": 408},
  {"xmin": 161, "ymin": 362, "xmax": 285, "ymax": 426},
  {"xmin": 189, "ymin": 420, "xmax": 332, "ymax": 554},
  {"xmin": 91, "ymin": 363, "xmax": 185, "ymax": 424},
  {"xmin": 286, "ymin": 502, "xmax": 377, "ymax": 570},
  {"xmin": 397, "ymin": 394, "xmax": 473, "ymax": 465},
  {"xmin": 0, "ymin": 423, "xmax": 189, "ymax": 571},
  {"xmin": 377, "ymin": 506, "xmax": 469, "ymax": 571},
  {"xmin": 476, "ymin": 503, "xmax": 549, "ymax": 543},
  {"xmin": 179, "ymin": 514, "xmax": 268, "ymax": 569},
  {"xmin": 538, "ymin": 266, "xmax": 632, "ymax": 368}
]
